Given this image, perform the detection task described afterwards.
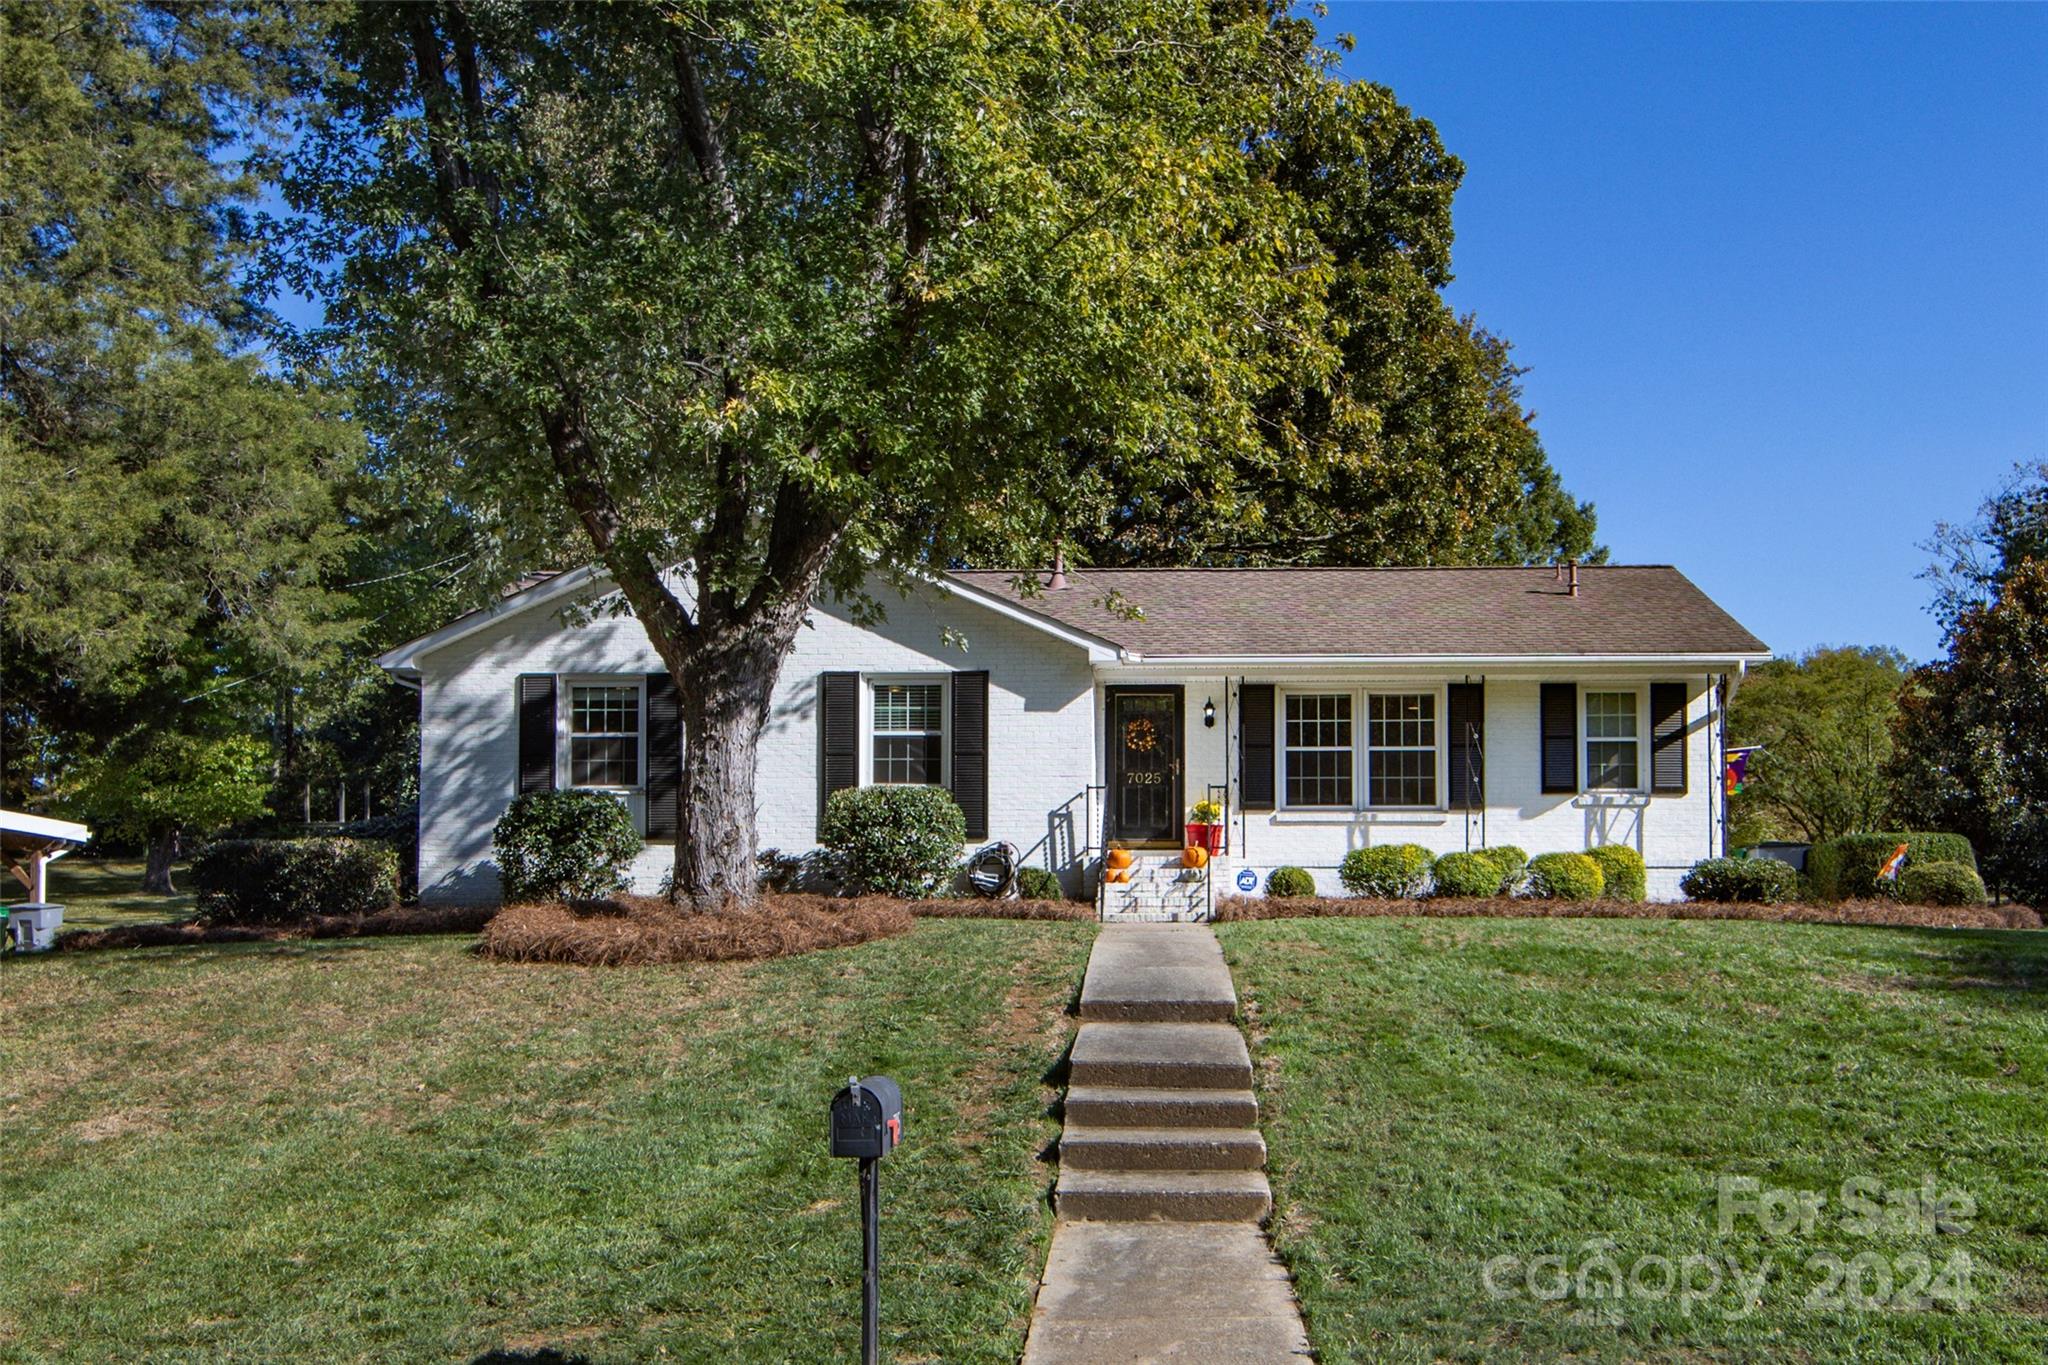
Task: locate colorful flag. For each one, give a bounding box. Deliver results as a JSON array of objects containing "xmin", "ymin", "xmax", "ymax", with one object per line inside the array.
[
  {"xmin": 1878, "ymin": 843, "xmax": 1910, "ymax": 881},
  {"xmin": 1724, "ymin": 746, "xmax": 1760, "ymax": 796}
]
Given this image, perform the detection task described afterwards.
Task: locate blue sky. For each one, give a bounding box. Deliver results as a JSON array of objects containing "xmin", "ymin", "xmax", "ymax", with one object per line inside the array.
[{"xmin": 1325, "ymin": 1, "xmax": 2048, "ymax": 660}]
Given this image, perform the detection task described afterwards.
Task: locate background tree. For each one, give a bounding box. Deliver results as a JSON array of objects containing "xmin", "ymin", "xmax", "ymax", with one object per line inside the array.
[
  {"xmin": 62, "ymin": 731, "xmax": 272, "ymax": 893},
  {"xmin": 282, "ymin": 0, "xmax": 1336, "ymax": 908},
  {"xmin": 1888, "ymin": 463, "xmax": 2048, "ymax": 904},
  {"xmin": 1919, "ymin": 459, "xmax": 2048, "ymax": 633},
  {"xmin": 1725, "ymin": 646, "xmax": 1909, "ymax": 845},
  {"xmin": 1, "ymin": 0, "xmax": 360, "ymax": 887},
  {"xmin": 1065, "ymin": 64, "xmax": 1602, "ymax": 567}
]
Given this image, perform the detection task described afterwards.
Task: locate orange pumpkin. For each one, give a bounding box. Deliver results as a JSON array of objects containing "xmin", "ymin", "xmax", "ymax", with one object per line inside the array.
[
  {"xmin": 1105, "ymin": 846, "xmax": 1135, "ymax": 871},
  {"xmin": 1181, "ymin": 845, "xmax": 1210, "ymax": 870},
  {"xmin": 1105, "ymin": 868, "xmax": 1132, "ymax": 885}
]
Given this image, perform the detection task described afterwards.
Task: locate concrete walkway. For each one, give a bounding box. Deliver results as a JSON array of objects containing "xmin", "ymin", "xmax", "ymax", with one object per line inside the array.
[{"xmin": 1022, "ymin": 924, "xmax": 1311, "ymax": 1363}]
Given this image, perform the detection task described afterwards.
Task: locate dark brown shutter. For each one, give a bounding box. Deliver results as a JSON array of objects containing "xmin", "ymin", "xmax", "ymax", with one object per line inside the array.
[
  {"xmin": 1540, "ymin": 682, "xmax": 1578, "ymax": 794},
  {"xmin": 819, "ymin": 671, "xmax": 860, "ymax": 823},
  {"xmin": 950, "ymin": 670, "xmax": 989, "ymax": 840},
  {"xmin": 1447, "ymin": 682, "xmax": 1484, "ymax": 810},
  {"xmin": 1650, "ymin": 682, "xmax": 1688, "ymax": 795},
  {"xmin": 516, "ymin": 674, "xmax": 556, "ymax": 794},
  {"xmin": 645, "ymin": 672, "xmax": 681, "ymax": 839},
  {"xmin": 1239, "ymin": 684, "xmax": 1276, "ymax": 811}
]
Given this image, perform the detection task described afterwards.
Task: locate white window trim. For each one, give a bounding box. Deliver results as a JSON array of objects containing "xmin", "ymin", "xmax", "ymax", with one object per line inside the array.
[
  {"xmin": 1580, "ymin": 685, "xmax": 1648, "ymax": 794},
  {"xmin": 1279, "ymin": 689, "xmax": 1355, "ymax": 810},
  {"xmin": 1275, "ymin": 684, "xmax": 1451, "ymax": 813},
  {"xmin": 559, "ymin": 675, "xmax": 647, "ymax": 792},
  {"xmin": 1364, "ymin": 689, "xmax": 1445, "ymax": 811},
  {"xmin": 861, "ymin": 674, "xmax": 950, "ymax": 788}
]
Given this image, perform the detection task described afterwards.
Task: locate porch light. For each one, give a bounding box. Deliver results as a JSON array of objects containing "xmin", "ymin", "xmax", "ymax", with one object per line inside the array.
[{"xmin": 1203, "ymin": 697, "xmax": 1216, "ymax": 728}]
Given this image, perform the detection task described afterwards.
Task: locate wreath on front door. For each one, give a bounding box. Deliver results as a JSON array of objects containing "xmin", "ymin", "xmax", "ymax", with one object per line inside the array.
[{"xmin": 1124, "ymin": 716, "xmax": 1159, "ymax": 754}]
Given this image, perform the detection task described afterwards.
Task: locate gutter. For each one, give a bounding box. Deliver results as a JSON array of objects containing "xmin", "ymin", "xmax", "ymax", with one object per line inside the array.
[{"xmin": 1099, "ymin": 652, "xmax": 1774, "ymax": 669}]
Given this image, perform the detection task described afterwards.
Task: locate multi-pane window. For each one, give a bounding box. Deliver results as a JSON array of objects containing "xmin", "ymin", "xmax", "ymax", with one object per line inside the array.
[
  {"xmin": 1283, "ymin": 693, "xmax": 1353, "ymax": 807},
  {"xmin": 1367, "ymin": 693, "xmax": 1438, "ymax": 807},
  {"xmin": 872, "ymin": 682, "xmax": 944, "ymax": 785},
  {"xmin": 1585, "ymin": 691, "xmax": 1640, "ymax": 790},
  {"xmin": 569, "ymin": 683, "xmax": 641, "ymax": 787}
]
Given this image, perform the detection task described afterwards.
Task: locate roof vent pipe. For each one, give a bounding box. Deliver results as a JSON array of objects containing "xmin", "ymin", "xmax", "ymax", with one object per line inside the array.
[
  {"xmin": 1569, "ymin": 562, "xmax": 1579, "ymax": 597},
  {"xmin": 1047, "ymin": 545, "xmax": 1067, "ymax": 591}
]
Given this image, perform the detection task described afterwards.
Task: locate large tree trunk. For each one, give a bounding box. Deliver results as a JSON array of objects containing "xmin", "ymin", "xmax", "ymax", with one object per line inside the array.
[
  {"xmin": 672, "ymin": 652, "xmax": 776, "ymax": 911},
  {"xmin": 142, "ymin": 827, "xmax": 179, "ymax": 895}
]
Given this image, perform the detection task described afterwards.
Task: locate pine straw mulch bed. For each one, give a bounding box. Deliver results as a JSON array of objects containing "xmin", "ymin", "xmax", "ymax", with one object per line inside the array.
[
  {"xmin": 910, "ymin": 898, "xmax": 1094, "ymax": 922},
  {"xmin": 1214, "ymin": 895, "xmax": 2043, "ymax": 931},
  {"xmin": 57, "ymin": 903, "xmax": 498, "ymax": 952},
  {"xmin": 479, "ymin": 893, "xmax": 921, "ymax": 966}
]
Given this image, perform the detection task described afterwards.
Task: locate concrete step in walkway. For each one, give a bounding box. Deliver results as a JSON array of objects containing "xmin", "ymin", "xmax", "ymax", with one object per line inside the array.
[
  {"xmin": 1067, "ymin": 1021, "xmax": 1253, "ymax": 1092},
  {"xmin": 1021, "ymin": 1223, "xmax": 1311, "ymax": 1364},
  {"xmin": 1064, "ymin": 1084, "xmax": 1259, "ymax": 1129},
  {"xmin": 1025, "ymin": 922, "xmax": 1309, "ymax": 1362},
  {"xmin": 1059, "ymin": 1123, "xmax": 1267, "ymax": 1171},
  {"xmin": 1078, "ymin": 921, "xmax": 1238, "ymax": 1022}
]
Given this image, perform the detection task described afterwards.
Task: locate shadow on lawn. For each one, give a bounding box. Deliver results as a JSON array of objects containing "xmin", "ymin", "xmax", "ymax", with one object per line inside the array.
[
  {"xmin": 1871, "ymin": 926, "xmax": 2048, "ymax": 1010},
  {"xmin": 471, "ymin": 1351, "xmax": 592, "ymax": 1365}
]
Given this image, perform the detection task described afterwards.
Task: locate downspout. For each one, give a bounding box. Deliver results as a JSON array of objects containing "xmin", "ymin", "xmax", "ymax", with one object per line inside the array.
[
  {"xmin": 1223, "ymin": 679, "xmax": 1233, "ymax": 858},
  {"xmin": 1234, "ymin": 677, "xmax": 1247, "ymax": 864}
]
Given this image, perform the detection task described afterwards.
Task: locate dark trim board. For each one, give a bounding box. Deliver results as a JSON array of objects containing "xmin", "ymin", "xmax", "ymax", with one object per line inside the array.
[{"xmin": 1103, "ymin": 684, "xmax": 1185, "ymax": 847}]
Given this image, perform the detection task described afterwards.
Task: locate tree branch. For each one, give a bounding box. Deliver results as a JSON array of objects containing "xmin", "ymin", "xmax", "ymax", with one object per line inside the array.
[
  {"xmin": 540, "ymin": 399, "xmax": 697, "ymax": 659},
  {"xmin": 668, "ymin": 36, "xmax": 738, "ymax": 232}
]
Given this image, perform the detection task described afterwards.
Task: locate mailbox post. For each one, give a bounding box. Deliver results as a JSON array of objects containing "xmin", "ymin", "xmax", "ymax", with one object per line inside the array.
[{"xmin": 830, "ymin": 1075, "xmax": 902, "ymax": 1365}]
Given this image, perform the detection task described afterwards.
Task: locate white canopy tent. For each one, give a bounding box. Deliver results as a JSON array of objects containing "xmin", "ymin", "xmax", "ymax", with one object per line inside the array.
[{"xmin": 2, "ymin": 809, "xmax": 91, "ymax": 905}]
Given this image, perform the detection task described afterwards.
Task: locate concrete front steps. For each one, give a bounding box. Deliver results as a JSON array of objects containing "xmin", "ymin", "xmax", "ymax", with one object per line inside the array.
[{"xmin": 1053, "ymin": 924, "xmax": 1270, "ymax": 1223}]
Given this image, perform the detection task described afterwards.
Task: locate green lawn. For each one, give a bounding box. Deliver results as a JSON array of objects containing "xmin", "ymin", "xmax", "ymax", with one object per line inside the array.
[
  {"xmin": 3, "ymin": 857, "xmax": 194, "ymax": 932},
  {"xmin": 0, "ymin": 919, "xmax": 1092, "ymax": 1362},
  {"xmin": 1219, "ymin": 917, "xmax": 2048, "ymax": 1363}
]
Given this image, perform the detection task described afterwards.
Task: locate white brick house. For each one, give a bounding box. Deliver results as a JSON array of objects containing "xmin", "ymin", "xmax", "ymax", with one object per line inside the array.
[{"xmin": 378, "ymin": 564, "xmax": 1768, "ymax": 908}]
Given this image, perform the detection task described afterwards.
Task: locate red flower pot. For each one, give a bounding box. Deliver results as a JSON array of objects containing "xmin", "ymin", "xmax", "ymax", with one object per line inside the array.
[{"xmin": 1184, "ymin": 822, "xmax": 1224, "ymax": 854}]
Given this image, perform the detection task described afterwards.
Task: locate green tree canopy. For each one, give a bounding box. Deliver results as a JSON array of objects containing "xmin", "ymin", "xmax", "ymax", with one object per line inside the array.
[
  {"xmin": 1, "ymin": 0, "xmax": 361, "ymax": 884},
  {"xmin": 1726, "ymin": 646, "xmax": 1909, "ymax": 845},
  {"xmin": 283, "ymin": 0, "xmax": 1339, "ymax": 906},
  {"xmin": 1065, "ymin": 63, "xmax": 1601, "ymax": 567},
  {"xmin": 1889, "ymin": 463, "xmax": 2048, "ymax": 904}
]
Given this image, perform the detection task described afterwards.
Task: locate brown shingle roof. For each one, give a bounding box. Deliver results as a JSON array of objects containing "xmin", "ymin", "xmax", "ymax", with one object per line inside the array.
[{"xmin": 948, "ymin": 566, "xmax": 1767, "ymax": 659}]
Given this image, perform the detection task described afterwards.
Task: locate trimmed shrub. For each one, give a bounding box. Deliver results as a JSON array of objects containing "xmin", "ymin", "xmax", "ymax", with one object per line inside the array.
[
  {"xmin": 1895, "ymin": 860, "xmax": 1989, "ymax": 907},
  {"xmin": 1680, "ymin": 856, "xmax": 1798, "ymax": 904},
  {"xmin": 1431, "ymin": 851, "xmax": 1504, "ymax": 898},
  {"xmin": 1339, "ymin": 843, "xmax": 1435, "ymax": 898},
  {"xmin": 1266, "ymin": 865, "xmax": 1317, "ymax": 899},
  {"xmin": 819, "ymin": 784, "xmax": 966, "ymax": 898},
  {"xmin": 1477, "ymin": 845, "xmax": 1529, "ymax": 891},
  {"xmin": 192, "ymin": 837, "xmax": 400, "ymax": 924},
  {"xmin": 1016, "ymin": 865, "xmax": 1064, "ymax": 901},
  {"xmin": 1528, "ymin": 852, "xmax": 1604, "ymax": 902},
  {"xmin": 1808, "ymin": 831, "xmax": 1978, "ymax": 901},
  {"xmin": 494, "ymin": 790, "xmax": 644, "ymax": 901},
  {"xmin": 337, "ymin": 808, "xmax": 418, "ymax": 901},
  {"xmin": 1586, "ymin": 844, "xmax": 1648, "ymax": 901}
]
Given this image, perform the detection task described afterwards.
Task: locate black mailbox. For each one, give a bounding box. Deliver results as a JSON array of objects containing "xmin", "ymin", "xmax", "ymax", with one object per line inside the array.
[{"xmin": 830, "ymin": 1075, "xmax": 903, "ymax": 1159}]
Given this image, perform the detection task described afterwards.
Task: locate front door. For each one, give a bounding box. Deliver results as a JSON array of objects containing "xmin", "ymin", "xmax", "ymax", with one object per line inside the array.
[{"xmin": 1106, "ymin": 687, "xmax": 1183, "ymax": 845}]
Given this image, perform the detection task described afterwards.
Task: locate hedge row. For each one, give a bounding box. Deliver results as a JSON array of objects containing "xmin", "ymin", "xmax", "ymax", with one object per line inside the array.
[
  {"xmin": 192, "ymin": 837, "xmax": 400, "ymax": 924},
  {"xmin": 1261, "ymin": 843, "xmax": 1641, "ymax": 903},
  {"xmin": 1807, "ymin": 831, "xmax": 1977, "ymax": 901}
]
